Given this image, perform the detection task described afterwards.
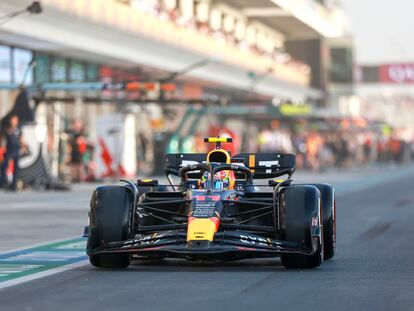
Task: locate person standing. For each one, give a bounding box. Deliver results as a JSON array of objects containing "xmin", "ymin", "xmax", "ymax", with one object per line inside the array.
[
  {"xmin": 0, "ymin": 115, "xmax": 23, "ymax": 191},
  {"xmin": 69, "ymin": 120, "xmax": 87, "ymax": 183}
]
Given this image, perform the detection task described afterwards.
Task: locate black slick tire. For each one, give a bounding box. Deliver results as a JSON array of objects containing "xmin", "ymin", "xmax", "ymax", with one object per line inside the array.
[
  {"xmin": 280, "ymin": 185, "xmax": 323, "ymax": 269},
  {"xmin": 87, "ymin": 185, "xmax": 132, "ymax": 268}
]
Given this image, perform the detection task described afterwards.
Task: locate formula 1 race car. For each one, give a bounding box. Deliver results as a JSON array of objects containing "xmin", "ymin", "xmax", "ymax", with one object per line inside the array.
[{"xmin": 85, "ymin": 137, "xmax": 336, "ymax": 269}]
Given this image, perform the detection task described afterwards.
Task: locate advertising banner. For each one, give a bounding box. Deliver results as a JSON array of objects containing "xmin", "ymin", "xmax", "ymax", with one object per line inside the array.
[
  {"xmin": 95, "ymin": 113, "xmax": 136, "ymax": 178},
  {"xmin": 379, "ymin": 64, "xmax": 414, "ymax": 84}
]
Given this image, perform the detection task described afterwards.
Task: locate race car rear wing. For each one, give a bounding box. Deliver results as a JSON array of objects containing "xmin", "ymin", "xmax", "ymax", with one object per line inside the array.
[
  {"xmin": 165, "ymin": 153, "xmax": 295, "ymax": 179},
  {"xmin": 233, "ymin": 153, "xmax": 295, "ymax": 179}
]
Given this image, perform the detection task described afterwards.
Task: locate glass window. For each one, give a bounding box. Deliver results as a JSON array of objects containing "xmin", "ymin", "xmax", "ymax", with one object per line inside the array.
[
  {"xmin": 86, "ymin": 64, "xmax": 99, "ymax": 82},
  {"xmin": 69, "ymin": 61, "xmax": 86, "ymax": 82},
  {"xmin": 330, "ymin": 47, "xmax": 353, "ymax": 83},
  {"xmin": 34, "ymin": 53, "xmax": 50, "ymax": 83},
  {"xmin": 0, "ymin": 45, "xmax": 12, "ymax": 83},
  {"xmin": 13, "ymin": 48, "xmax": 33, "ymax": 85},
  {"xmin": 51, "ymin": 57, "xmax": 67, "ymax": 82}
]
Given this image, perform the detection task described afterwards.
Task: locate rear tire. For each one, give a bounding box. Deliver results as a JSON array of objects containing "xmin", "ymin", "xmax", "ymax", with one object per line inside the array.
[
  {"xmin": 87, "ymin": 185, "xmax": 133, "ymax": 268},
  {"xmin": 280, "ymin": 185, "xmax": 323, "ymax": 269},
  {"xmin": 309, "ymin": 184, "xmax": 336, "ymax": 260}
]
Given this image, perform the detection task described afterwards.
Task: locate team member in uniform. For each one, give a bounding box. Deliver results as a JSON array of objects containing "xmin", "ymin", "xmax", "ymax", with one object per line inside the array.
[{"xmin": 0, "ymin": 115, "xmax": 23, "ymax": 191}]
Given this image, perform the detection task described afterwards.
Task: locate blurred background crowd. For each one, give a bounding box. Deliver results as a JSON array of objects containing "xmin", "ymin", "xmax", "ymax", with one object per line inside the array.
[
  {"xmin": 252, "ymin": 125, "xmax": 413, "ymax": 171},
  {"xmin": 4, "ymin": 110, "xmax": 413, "ymax": 188}
]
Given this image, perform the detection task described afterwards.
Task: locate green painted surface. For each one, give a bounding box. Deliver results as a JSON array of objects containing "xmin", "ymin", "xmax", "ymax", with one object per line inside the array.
[{"xmin": 0, "ymin": 237, "xmax": 87, "ymax": 283}]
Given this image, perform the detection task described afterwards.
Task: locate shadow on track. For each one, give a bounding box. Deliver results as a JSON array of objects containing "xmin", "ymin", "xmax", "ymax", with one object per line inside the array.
[{"xmin": 80, "ymin": 257, "xmax": 339, "ymax": 273}]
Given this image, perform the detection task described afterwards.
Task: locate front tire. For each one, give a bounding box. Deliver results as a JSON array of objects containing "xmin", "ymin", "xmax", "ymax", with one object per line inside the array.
[
  {"xmin": 280, "ymin": 185, "xmax": 323, "ymax": 269},
  {"xmin": 310, "ymin": 184, "xmax": 336, "ymax": 260},
  {"xmin": 87, "ymin": 185, "xmax": 133, "ymax": 268}
]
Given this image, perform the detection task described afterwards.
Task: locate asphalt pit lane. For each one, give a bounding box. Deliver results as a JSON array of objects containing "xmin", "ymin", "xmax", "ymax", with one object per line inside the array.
[
  {"xmin": 359, "ymin": 221, "xmax": 392, "ymax": 240},
  {"xmin": 394, "ymin": 198, "xmax": 413, "ymax": 208}
]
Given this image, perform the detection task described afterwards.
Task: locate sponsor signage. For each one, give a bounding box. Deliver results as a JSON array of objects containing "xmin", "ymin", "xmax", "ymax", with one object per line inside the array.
[
  {"xmin": 278, "ymin": 103, "xmax": 312, "ymax": 116},
  {"xmin": 95, "ymin": 114, "xmax": 137, "ymax": 178},
  {"xmin": 379, "ymin": 64, "xmax": 414, "ymax": 84}
]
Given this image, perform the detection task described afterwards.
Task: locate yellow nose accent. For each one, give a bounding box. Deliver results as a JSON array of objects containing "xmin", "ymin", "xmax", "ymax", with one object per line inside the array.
[
  {"xmin": 205, "ymin": 137, "xmax": 231, "ymax": 143},
  {"xmin": 187, "ymin": 218, "xmax": 218, "ymax": 241}
]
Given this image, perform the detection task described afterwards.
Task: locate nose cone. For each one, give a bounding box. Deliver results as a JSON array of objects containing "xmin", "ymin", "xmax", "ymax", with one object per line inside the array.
[
  {"xmin": 186, "ymin": 217, "xmax": 220, "ymax": 246},
  {"xmin": 186, "ymin": 240, "xmax": 212, "ymax": 249}
]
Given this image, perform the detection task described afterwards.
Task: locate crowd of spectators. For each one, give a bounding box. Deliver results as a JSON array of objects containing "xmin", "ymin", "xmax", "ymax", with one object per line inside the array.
[
  {"xmin": 253, "ymin": 124, "xmax": 414, "ymax": 171},
  {"xmin": 2, "ymin": 116, "xmax": 414, "ymax": 188}
]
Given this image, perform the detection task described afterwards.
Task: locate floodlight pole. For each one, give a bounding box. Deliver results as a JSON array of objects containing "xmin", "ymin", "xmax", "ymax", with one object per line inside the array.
[{"xmin": 0, "ymin": 1, "xmax": 42, "ymax": 26}]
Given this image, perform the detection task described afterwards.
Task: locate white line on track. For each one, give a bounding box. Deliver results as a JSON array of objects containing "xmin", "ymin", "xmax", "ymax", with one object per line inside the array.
[
  {"xmin": 0, "ymin": 203, "xmax": 88, "ymax": 211},
  {"xmin": 0, "ymin": 260, "xmax": 89, "ymax": 290},
  {"xmin": 0, "ymin": 236, "xmax": 83, "ymax": 256},
  {"xmin": 0, "ymin": 237, "xmax": 89, "ymax": 290}
]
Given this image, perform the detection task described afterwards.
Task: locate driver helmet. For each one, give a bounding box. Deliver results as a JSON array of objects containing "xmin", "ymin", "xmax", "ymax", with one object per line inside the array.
[{"xmin": 199, "ymin": 170, "xmax": 235, "ymax": 190}]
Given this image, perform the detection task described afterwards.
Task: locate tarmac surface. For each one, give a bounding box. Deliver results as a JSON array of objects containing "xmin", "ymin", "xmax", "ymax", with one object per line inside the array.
[{"xmin": 0, "ymin": 165, "xmax": 414, "ymax": 311}]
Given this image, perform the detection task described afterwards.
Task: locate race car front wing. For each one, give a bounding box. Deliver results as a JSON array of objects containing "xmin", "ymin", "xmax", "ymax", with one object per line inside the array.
[{"xmin": 86, "ymin": 230, "xmax": 321, "ymax": 261}]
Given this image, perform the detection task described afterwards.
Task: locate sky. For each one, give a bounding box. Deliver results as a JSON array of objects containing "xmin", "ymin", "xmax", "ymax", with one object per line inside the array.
[{"xmin": 341, "ymin": 0, "xmax": 413, "ymax": 65}]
